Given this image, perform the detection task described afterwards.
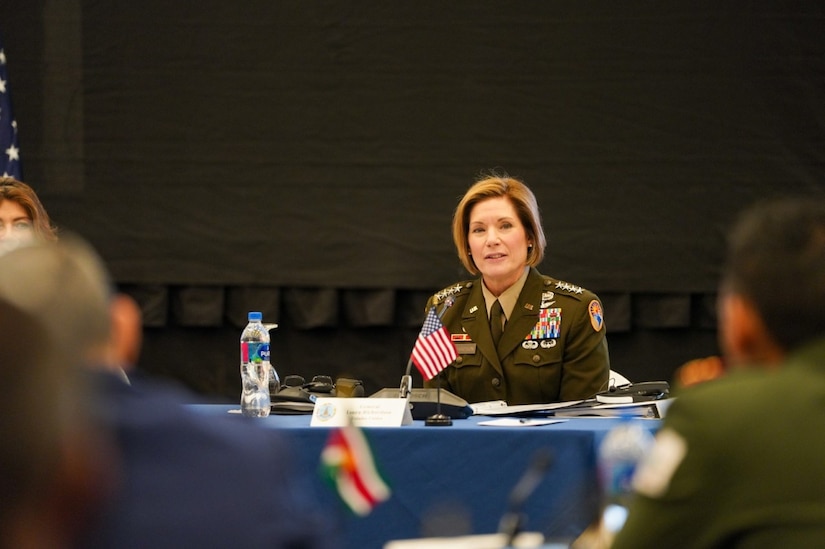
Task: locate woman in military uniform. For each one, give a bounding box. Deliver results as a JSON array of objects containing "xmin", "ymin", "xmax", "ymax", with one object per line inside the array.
[{"xmin": 424, "ymin": 174, "xmax": 609, "ymax": 405}]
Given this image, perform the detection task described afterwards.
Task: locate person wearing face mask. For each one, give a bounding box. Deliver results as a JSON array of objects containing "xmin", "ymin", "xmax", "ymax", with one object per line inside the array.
[
  {"xmin": 423, "ymin": 173, "xmax": 609, "ymax": 405},
  {"xmin": 0, "ymin": 177, "xmax": 57, "ymax": 255}
]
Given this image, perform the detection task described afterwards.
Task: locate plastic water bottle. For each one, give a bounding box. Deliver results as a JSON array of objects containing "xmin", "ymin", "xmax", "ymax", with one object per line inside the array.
[
  {"xmin": 240, "ymin": 311, "xmax": 271, "ymax": 417},
  {"xmin": 597, "ymin": 416, "xmax": 654, "ymax": 534}
]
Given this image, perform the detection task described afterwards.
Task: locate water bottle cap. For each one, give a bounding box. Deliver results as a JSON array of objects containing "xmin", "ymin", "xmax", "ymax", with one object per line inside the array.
[{"xmin": 248, "ymin": 311, "xmax": 263, "ymax": 321}]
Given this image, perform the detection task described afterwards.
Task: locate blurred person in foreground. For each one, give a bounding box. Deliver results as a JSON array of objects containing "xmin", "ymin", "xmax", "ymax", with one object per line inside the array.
[
  {"xmin": 0, "ymin": 176, "xmax": 58, "ymax": 255},
  {"xmin": 424, "ymin": 172, "xmax": 609, "ymax": 405},
  {"xmin": 611, "ymin": 197, "xmax": 825, "ymax": 548},
  {"xmin": 0, "ymin": 298, "xmax": 111, "ymax": 548},
  {"xmin": 0, "ymin": 236, "xmax": 337, "ymax": 549}
]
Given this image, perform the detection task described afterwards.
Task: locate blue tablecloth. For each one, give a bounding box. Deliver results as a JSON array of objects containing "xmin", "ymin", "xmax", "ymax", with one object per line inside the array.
[{"xmin": 189, "ymin": 405, "xmax": 659, "ymax": 549}]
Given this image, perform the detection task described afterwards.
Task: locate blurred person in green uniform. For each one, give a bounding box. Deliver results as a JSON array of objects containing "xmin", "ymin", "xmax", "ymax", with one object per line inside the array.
[{"xmin": 612, "ymin": 197, "xmax": 825, "ymax": 548}]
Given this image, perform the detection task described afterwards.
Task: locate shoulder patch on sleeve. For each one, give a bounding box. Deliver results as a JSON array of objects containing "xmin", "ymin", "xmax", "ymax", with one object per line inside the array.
[
  {"xmin": 589, "ymin": 299, "xmax": 604, "ymax": 332},
  {"xmin": 632, "ymin": 428, "xmax": 688, "ymax": 499}
]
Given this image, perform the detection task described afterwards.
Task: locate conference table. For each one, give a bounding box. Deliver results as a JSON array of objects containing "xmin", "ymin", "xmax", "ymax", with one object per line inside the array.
[{"xmin": 189, "ymin": 404, "xmax": 659, "ymax": 549}]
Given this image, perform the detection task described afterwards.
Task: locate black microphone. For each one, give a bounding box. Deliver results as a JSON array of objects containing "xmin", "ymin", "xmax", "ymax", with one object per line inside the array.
[{"xmin": 498, "ymin": 449, "xmax": 554, "ymax": 548}]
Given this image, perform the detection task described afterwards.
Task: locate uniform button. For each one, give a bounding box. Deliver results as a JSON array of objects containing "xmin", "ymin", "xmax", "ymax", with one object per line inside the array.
[
  {"xmin": 466, "ymin": 281, "xmax": 473, "ymax": 288},
  {"xmin": 455, "ymin": 356, "xmax": 463, "ymax": 364},
  {"xmin": 491, "ymin": 377, "xmax": 501, "ymax": 387},
  {"xmin": 532, "ymin": 354, "xmax": 541, "ymax": 363}
]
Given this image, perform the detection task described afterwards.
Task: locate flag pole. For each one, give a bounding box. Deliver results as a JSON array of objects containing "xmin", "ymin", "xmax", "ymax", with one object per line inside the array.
[
  {"xmin": 424, "ymin": 297, "xmax": 456, "ymax": 426},
  {"xmin": 425, "ymin": 372, "xmax": 452, "ymax": 426}
]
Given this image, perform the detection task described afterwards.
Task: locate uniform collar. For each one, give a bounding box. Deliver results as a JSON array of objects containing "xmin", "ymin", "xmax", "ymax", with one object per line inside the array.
[{"xmin": 481, "ymin": 266, "xmax": 530, "ymax": 321}]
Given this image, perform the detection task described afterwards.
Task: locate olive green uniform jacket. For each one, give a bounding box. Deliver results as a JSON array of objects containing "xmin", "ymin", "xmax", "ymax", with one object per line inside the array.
[
  {"xmin": 612, "ymin": 337, "xmax": 825, "ymax": 549},
  {"xmin": 423, "ymin": 268, "xmax": 609, "ymax": 405}
]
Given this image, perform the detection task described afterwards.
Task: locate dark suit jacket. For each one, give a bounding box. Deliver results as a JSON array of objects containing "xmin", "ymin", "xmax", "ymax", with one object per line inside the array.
[
  {"xmin": 424, "ymin": 268, "xmax": 609, "ymax": 405},
  {"xmin": 79, "ymin": 372, "xmax": 336, "ymax": 549}
]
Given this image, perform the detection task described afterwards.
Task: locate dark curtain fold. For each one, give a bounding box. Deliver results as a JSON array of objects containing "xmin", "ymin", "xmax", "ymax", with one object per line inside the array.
[
  {"xmin": 171, "ymin": 287, "xmax": 225, "ymax": 327},
  {"xmin": 633, "ymin": 294, "xmax": 692, "ymax": 329},
  {"xmin": 694, "ymin": 293, "xmax": 719, "ymax": 330},
  {"xmin": 226, "ymin": 286, "xmax": 282, "ymax": 328},
  {"xmin": 121, "ymin": 284, "xmax": 168, "ymax": 328},
  {"xmin": 342, "ymin": 289, "xmax": 395, "ymax": 327},
  {"xmin": 283, "ymin": 288, "xmax": 339, "ymax": 329},
  {"xmin": 123, "ymin": 284, "xmax": 714, "ymax": 331},
  {"xmin": 600, "ymin": 293, "xmax": 632, "ymax": 333}
]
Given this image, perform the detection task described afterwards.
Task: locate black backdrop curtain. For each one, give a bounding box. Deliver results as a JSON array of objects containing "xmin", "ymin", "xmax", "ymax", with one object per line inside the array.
[{"xmin": 2, "ymin": 1, "xmax": 824, "ymax": 399}]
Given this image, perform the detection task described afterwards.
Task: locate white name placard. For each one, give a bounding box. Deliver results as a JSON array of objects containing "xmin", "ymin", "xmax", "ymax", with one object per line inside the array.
[{"xmin": 310, "ymin": 397, "xmax": 412, "ymax": 427}]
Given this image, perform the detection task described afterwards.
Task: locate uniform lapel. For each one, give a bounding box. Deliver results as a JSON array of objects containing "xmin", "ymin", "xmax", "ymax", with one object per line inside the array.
[{"xmin": 461, "ymin": 282, "xmax": 503, "ymax": 374}]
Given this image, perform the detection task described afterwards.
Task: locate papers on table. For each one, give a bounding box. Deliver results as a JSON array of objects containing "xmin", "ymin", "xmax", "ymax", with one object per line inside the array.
[
  {"xmin": 553, "ymin": 399, "xmax": 673, "ymax": 418},
  {"xmin": 477, "ymin": 418, "xmax": 567, "ymax": 427},
  {"xmin": 471, "ymin": 398, "xmax": 674, "ymax": 419},
  {"xmin": 471, "ymin": 400, "xmax": 584, "ymax": 416}
]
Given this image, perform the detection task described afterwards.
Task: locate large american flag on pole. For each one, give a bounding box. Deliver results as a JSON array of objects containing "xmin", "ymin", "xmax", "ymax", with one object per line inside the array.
[
  {"xmin": 411, "ymin": 306, "xmax": 458, "ymax": 380},
  {"xmin": 0, "ymin": 36, "xmax": 22, "ymax": 179}
]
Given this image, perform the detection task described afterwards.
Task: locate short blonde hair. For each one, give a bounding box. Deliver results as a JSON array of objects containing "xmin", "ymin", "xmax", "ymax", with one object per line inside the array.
[{"xmin": 452, "ymin": 174, "xmax": 546, "ymax": 275}]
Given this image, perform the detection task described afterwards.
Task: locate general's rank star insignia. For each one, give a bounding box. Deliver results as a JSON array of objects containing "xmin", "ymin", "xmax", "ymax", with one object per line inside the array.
[
  {"xmin": 434, "ymin": 283, "xmax": 464, "ymax": 304},
  {"xmin": 555, "ymin": 281, "xmax": 583, "ymax": 294}
]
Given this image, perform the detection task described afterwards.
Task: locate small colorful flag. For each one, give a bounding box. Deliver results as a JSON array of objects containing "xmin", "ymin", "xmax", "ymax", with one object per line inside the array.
[
  {"xmin": 0, "ymin": 37, "xmax": 22, "ymax": 179},
  {"xmin": 411, "ymin": 306, "xmax": 458, "ymax": 380},
  {"xmin": 321, "ymin": 424, "xmax": 391, "ymax": 516}
]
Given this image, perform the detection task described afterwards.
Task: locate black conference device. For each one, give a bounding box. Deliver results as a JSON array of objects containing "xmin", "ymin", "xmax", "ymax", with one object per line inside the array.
[
  {"xmin": 369, "ymin": 385, "xmax": 473, "ymax": 420},
  {"xmin": 595, "ymin": 381, "xmax": 670, "ymax": 404}
]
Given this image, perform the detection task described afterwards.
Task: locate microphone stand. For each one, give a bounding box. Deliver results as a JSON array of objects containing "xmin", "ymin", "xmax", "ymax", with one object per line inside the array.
[{"xmin": 399, "ymin": 361, "xmax": 413, "ymax": 399}]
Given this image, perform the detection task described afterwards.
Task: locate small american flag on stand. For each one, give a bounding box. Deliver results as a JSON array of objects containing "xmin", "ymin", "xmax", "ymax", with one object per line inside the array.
[{"xmin": 411, "ymin": 306, "xmax": 458, "ymax": 380}]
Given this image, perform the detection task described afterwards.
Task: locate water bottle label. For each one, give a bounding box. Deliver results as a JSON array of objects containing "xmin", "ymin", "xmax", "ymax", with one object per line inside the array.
[{"xmin": 241, "ymin": 342, "xmax": 270, "ymax": 363}]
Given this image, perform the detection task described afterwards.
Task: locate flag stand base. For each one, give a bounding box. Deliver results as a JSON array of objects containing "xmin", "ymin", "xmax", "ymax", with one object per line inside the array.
[
  {"xmin": 425, "ymin": 377, "xmax": 453, "ymax": 426},
  {"xmin": 425, "ymin": 413, "xmax": 453, "ymax": 426}
]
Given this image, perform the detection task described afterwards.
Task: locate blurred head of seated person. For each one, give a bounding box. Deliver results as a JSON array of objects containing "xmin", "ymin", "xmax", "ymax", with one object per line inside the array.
[
  {"xmin": 0, "ymin": 232, "xmax": 114, "ymax": 375},
  {"xmin": 0, "ymin": 177, "xmax": 58, "ymax": 255},
  {"xmin": 0, "ymin": 236, "xmax": 338, "ymax": 549},
  {"xmin": 0, "ymin": 298, "xmax": 111, "ymax": 549},
  {"xmin": 423, "ymin": 171, "xmax": 609, "ymax": 405},
  {"xmin": 611, "ymin": 196, "xmax": 825, "ymax": 549}
]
